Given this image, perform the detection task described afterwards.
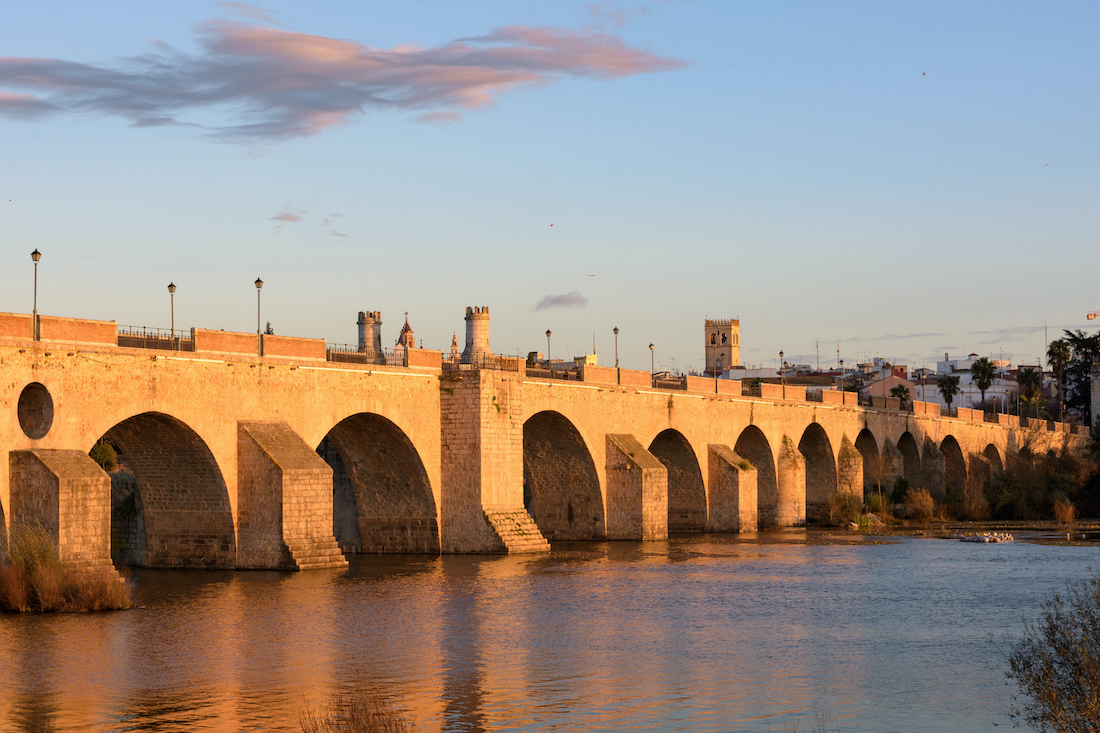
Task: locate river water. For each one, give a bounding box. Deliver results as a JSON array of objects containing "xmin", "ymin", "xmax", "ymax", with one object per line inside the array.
[{"xmin": 1, "ymin": 532, "xmax": 1097, "ymax": 733}]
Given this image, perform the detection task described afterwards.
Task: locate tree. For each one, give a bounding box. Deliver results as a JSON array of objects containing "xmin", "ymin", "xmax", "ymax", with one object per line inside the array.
[
  {"xmin": 1062, "ymin": 329, "xmax": 1100, "ymax": 426},
  {"xmin": 937, "ymin": 373, "xmax": 961, "ymax": 412},
  {"xmin": 970, "ymin": 356, "xmax": 996, "ymax": 409},
  {"xmin": 264, "ymin": 321, "xmax": 275, "ymax": 335},
  {"xmin": 1018, "ymin": 367, "xmax": 1043, "ymax": 417},
  {"xmin": 890, "ymin": 384, "xmax": 911, "ymax": 407},
  {"xmin": 1047, "ymin": 339, "xmax": 1072, "ymax": 422},
  {"xmin": 1007, "ymin": 572, "xmax": 1100, "ymax": 732}
]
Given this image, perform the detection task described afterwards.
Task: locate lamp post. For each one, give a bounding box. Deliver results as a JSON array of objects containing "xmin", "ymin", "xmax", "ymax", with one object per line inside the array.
[
  {"xmin": 613, "ymin": 326, "xmax": 620, "ymax": 385},
  {"xmin": 839, "ymin": 358, "xmax": 844, "ymax": 396},
  {"xmin": 167, "ymin": 282, "xmax": 176, "ymax": 348},
  {"xmin": 255, "ymin": 277, "xmax": 263, "ymax": 355},
  {"xmin": 649, "ymin": 343, "xmax": 655, "ymax": 376},
  {"xmin": 545, "ymin": 329, "xmax": 551, "ymax": 369},
  {"xmin": 30, "ymin": 249, "xmax": 41, "ymax": 341},
  {"xmin": 779, "ymin": 350, "xmax": 785, "ymax": 399}
]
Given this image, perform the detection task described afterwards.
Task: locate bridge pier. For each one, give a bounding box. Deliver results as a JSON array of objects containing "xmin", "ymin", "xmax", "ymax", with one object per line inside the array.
[
  {"xmin": 605, "ymin": 434, "xmax": 668, "ymax": 540},
  {"xmin": 440, "ymin": 368, "xmax": 548, "ymax": 553},
  {"xmin": 706, "ymin": 445, "xmax": 757, "ymax": 532},
  {"xmin": 237, "ymin": 421, "xmax": 347, "ymax": 570},
  {"xmin": 923, "ymin": 437, "xmax": 947, "ymax": 498},
  {"xmin": 881, "ymin": 440, "xmax": 903, "ymax": 490},
  {"xmin": 8, "ymin": 450, "xmax": 115, "ymax": 573},
  {"xmin": 776, "ymin": 436, "xmax": 806, "ymax": 527}
]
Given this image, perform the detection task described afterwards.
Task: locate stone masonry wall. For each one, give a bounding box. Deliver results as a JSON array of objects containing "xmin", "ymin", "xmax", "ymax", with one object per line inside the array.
[
  {"xmin": 605, "ymin": 434, "xmax": 667, "ymax": 540},
  {"xmin": 9, "ymin": 450, "xmax": 111, "ymax": 568},
  {"xmin": 522, "ymin": 411, "xmax": 605, "ymax": 540},
  {"xmin": 706, "ymin": 445, "xmax": 757, "ymax": 532},
  {"xmin": 649, "ymin": 430, "xmax": 706, "ymax": 531}
]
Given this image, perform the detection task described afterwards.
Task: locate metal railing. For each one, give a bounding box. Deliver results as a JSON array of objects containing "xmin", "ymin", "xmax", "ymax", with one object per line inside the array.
[
  {"xmin": 441, "ymin": 353, "xmax": 523, "ymax": 372},
  {"xmin": 117, "ymin": 326, "xmax": 194, "ymax": 352},
  {"xmin": 525, "ymin": 366, "xmax": 583, "ymax": 381},
  {"xmin": 326, "ymin": 344, "xmax": 402, "ymax": 366},
  {"xmin": 741, "ymin": 380, "xmax": 763, "ymax": 397},
  {"xmin": 653, "ymin": 377, "xmax": 687, "ymax": 391},
  {"xmin": 805, "ymin": 390, "xmax": 824, "ymax": 403}
]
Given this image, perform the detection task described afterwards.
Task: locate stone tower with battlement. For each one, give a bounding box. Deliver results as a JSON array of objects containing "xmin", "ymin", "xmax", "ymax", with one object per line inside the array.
[
  {"xmin": 461, "ymin": 306, "xmax": 491, "ymax": 364},
  {"xmin": 705, "ymin": 319, "xmax": 740, "ymax": 375},
  {"xmin": 357, "ymin": 311, "xmax": 382, "ymax": 355}
]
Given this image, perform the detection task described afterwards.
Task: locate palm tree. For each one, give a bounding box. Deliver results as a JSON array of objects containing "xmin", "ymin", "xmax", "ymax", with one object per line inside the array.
[
  {"xmin": 1018, "ymin": 367, "xmax": 1043, "ymax": 417},
  {"xmin": 937, "ymin": 373, "xmax": 961, "ymax": 413},
  {"xmin": 970, "ymin": 357, "xmax": 996, "ymax": 410},
  {"xmin": 1047, "ymin": 339, "xmax": 1071, "ymax": 421},
  {"xmin": 890, "ymin": 384, "xmax": 911, "ymax": 408}
]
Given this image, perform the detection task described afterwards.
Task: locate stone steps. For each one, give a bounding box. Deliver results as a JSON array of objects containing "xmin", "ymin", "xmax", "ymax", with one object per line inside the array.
[
  {"xmin": 286, "ymin": 536, "xmax": 348, "ymax": 570},
  {"xmin": 485, "ymin": 510, "xmax": 550, "ymax": 554}
]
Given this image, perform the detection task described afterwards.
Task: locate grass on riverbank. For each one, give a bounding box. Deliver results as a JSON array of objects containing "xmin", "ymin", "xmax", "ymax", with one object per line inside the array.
[{"xmin": 0, "ymin": 524, "xmax": 130, "ymax": 613}]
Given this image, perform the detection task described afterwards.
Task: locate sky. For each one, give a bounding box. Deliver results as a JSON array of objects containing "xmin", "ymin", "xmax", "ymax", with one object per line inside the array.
[{"xmin": 2, "ymin": 1, "xmax": 1099, "ymax": 374}]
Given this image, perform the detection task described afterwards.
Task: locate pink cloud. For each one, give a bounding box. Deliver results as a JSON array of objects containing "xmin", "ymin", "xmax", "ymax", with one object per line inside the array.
[
  {"xmin": 0, "ymin": 14, "xmax": 684, "ymax": 142},
  {"xmin": 270, "ymin": 204, "xmax": 307, "ymax": 224}
]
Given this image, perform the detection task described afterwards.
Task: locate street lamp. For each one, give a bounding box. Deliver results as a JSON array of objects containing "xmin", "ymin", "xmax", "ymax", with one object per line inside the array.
[
  {"xmin": 30, "ymin": 249, "xmax": 41, "ymax": 340},
  {"xmin": 255, "ymin": 277, "xmax": 263, "ymax": 355},
  {"xmin": 838, "ymin": 358, "xmax": 844, "ymax": 394},
  {"xmin": 545, "ymin": 329, "xmax": 552, "ymax": 368},
  {"xmin": 779, "ymin": 350, "xmax": 785, "ymax": 398},
  {"xmin": 613, "ymin": 326, "xmax": 620, "ymax": 385},
  {"xmin": 649, "ymin": 343, "xmax": 655, "ymax": 376},
  {"xmin": 167, "ymin": 282, "xmax": 176, "ymax": 346}
]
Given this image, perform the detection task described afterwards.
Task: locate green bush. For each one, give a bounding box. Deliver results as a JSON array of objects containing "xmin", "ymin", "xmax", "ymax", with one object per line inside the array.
[
  {"xmin": 90, "ymin": 442, "xmax": 118, "ymax": 472},
  {"xmin": 890, "ymin": 477, "xmax": 911, "ymax": 505}
]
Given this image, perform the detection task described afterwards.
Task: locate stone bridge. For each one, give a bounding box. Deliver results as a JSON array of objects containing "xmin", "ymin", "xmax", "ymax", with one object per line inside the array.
[{"xmin": 0, "ymin": 310, "xmax": 1081, "ymax": 571}]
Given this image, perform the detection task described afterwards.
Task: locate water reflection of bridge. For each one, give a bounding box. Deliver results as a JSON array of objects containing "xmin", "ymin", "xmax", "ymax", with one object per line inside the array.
[{"xmin": 0, "ymin": 311, "xmax": 1081, "ymax": 570}]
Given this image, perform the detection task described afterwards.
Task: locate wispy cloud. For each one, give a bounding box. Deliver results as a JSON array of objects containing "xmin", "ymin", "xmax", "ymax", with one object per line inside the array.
[
  {"xmin": 270, "ymin": 205, "xmax": 307, "ymax": 224},
  {"xmin": 0, "ymin": 13, "xmax": 684, "ymax": 143},
  {"xmin": 534, "ymin": 291, "xmax": 588, "ymax": 310},
  {"xmin": 589, "ymin": 3, "xmax": 650, "ymax": 28},
  {"xmin": 330, "ymin": 230, "xmax": 348, "ymax": 238},
  {"xmin": 322, "ymin": 212, "xmax": 343, "ymax": 226},
  {"xmin": 845, "ymin": 331, "xmax": 946, "ymax": 343}
]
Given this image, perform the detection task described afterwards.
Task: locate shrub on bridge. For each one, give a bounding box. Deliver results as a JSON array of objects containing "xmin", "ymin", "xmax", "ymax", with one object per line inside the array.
[
  {"xmin": 89, "ymin": 441, "xmax": 118, "ymax": 472},
  {"xmin": 0, "ymin": 524, "xmax": 130, "ymax": 613}
]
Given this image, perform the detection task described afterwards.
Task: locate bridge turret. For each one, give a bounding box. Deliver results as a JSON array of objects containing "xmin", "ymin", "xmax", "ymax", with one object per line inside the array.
[
  {"xmin": 461, "ymin": 306, "xmax": 491, "ymax": 364},
  {"xmin": 357, "ymin": 311, "xmax": 382, "ymax": 356}
]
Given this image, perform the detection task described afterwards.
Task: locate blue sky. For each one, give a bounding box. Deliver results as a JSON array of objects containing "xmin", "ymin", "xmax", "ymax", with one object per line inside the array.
[{"xmin": 2, "ymin": 1, "xmax": 1098, "ymax": 372}]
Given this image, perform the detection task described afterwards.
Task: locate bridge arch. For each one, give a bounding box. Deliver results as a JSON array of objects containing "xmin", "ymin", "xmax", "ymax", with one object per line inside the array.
[
  {"xmin": 523, "ymin": 410, "xmax": 604, "ymax": 540},
  {"xmin": 897, "ymin": 432, "xmax": 922, "ymax": 487},
  {"xmin": 984, "ymin": 444, "xmax": 1004, "ymax": 478},
  {"xmin": 855, "ymin": 429, "xmax": 881, "ymax": 495},
  {"xmin": 940, "ymin": 436, "xmax": 967, "ymax": 496},
  {"xmin": 798, "ymin": 424, "xmax": 837, "ymax": 519},
  {"xmin": 649, "ymin": 429, "xmax": 706, "ymax": 531},
  {"xmin": 98, "ymin": 411, "xmax": 235, "ymax": 568},
  {"xmin": 317, "ymin": 413, "xmax": 438, "ymax": 554},
  {"xmin": 735, "ymin": 426, "xmax": 778, "ymax": 527}
]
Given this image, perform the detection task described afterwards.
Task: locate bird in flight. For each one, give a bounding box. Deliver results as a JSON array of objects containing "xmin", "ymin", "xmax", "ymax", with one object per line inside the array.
[
  {"xmin": 550, "ymin": 223, "xmax": 554, "ymax": 227},
  {"xmin": 586, "ymin": 274, "xmax": 596, "ymax": 277}
]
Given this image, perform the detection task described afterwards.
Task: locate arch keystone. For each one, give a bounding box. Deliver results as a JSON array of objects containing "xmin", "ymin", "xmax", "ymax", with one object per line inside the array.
[
  {"xmin": 605, "ymin": 434, "xmax": 667, "ymax": 540},
  {"xmin": 706, "ymin": 445, "xmax": 757, "ymax": 533},
  {"xmin": 238, "ymin": 421, "xmax": 347, "ymax": 570}
]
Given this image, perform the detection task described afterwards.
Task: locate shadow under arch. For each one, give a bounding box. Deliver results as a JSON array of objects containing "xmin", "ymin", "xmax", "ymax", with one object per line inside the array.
[
  {"xmin": 317, "ymin": 413, "xmax": 438, "ymax": 554},
  {"xmin": 798, "ymin": 423, "xmax": 836, "ymax": 519},
  {"xmin": 897, "ymin": 432, "xmax": 922, "ymax": 487},
  {"xmin": 855, "ymin": 429, "xmax": 882, "ymax": 496},
  {"xmin": 102, "ymin": 411, "xmax": 235, "ymax": 568},
  {"xmin": 523, "ymin": 410, "xmax": 604, "ymax": 540},
  {"xmin": 649, "ymin": 429, "xmax": 706, "ymax": 532},
  {"xmin": 735, "ymin": 426, "xmax": 778, "ymax": 527},
  {"xmin": 940, "ymin": 435, "xmax": 967, "ymax": 496},
  {"xmin": 984, "ymin": 444, "xmax": 1004, "ymax": 478}
]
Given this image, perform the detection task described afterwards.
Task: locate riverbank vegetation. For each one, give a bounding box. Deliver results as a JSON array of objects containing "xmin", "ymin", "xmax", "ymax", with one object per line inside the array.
[
  {"xmin": 1007, "ymin": 571, "xmax": 1100, "ymax": 732},
  {"xmin": 0, "ymin": 524, "xmax": 130, "ymax": 613},
  {"xmin": 300, "ymin": 688, "xmax": 417, "ymax": 733}
]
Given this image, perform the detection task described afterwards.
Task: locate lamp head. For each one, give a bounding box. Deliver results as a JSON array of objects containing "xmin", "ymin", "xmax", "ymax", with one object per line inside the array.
[
  {"xmin": 255, "ymin": 277, "xmax": 263, "ymax": 290},
  {"xmin": 613, "ymin": 327, "xmax": 619, "ymax": 336},
  {"xmin": 168, "ymin": 282, "xmax": 176, "ymax": 294},
  {"xmin": 30, "ymin": 249, "xmax": 41, "ymax": 263},
  {"xmin": 545, "ymin": 329, "xmax": 551, "ymax": 339},
  {"xmin": 649, "ymin": 343, "xmax": 654, "ymax": 351}
]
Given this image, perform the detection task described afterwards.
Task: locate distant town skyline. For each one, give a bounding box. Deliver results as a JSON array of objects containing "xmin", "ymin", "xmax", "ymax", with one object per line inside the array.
[{"xmin": 2, "ymin": 1, "xmax": 1098, "ymax": 372}]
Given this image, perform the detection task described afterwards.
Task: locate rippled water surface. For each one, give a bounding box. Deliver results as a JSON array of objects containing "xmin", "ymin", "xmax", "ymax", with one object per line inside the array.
[{"xmin": 2, "ymin": 533, "xmax": 1098, "ymax": 732}]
